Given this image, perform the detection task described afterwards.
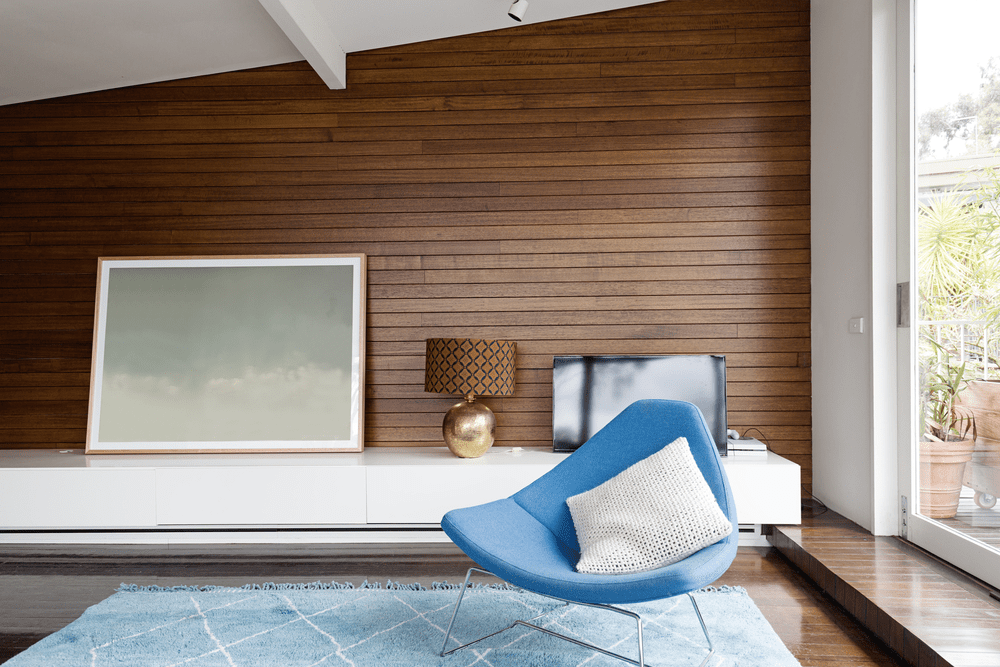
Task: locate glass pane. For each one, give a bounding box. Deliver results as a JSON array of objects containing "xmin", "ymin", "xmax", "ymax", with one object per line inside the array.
[{"xmin": 915, "ymin": 0, "xmax": 1000, "ymax": 552}]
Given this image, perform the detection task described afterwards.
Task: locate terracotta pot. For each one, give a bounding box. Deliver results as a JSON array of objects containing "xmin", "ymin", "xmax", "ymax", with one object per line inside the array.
[
  {"xmin": 919, "ymin": 439, "xmax": 975, "ymax": 519},
  {"xmin": 959, "ymin": 380, "xmax": 1000, "ymax": 509}
]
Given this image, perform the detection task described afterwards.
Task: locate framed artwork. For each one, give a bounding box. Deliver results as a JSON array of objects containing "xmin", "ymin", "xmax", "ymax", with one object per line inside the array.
[{"xmin": 85, "ymin": 255, "xmax": 366, "ymax": 454}]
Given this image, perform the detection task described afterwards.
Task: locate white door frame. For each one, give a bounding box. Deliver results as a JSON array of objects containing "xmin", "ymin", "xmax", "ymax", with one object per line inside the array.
[{"xmin": 895, "ymin": 0, "xmax": 1000, "ymax": 590}]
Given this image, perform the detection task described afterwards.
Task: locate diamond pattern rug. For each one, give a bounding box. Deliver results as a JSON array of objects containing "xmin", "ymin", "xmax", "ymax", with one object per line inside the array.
[{"xmin": 4, "ymin": 582, "xmax": 800, "ymax": 667}]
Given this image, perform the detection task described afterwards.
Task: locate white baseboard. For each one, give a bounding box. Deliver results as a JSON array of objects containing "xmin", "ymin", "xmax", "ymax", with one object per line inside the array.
[
  {"xmin": 0, "ymin": 524, "xmax": 769, "ymax": 546},
  {"xmin": 736, "ymin": 524, "xmax": 770, "ymax": 547}
]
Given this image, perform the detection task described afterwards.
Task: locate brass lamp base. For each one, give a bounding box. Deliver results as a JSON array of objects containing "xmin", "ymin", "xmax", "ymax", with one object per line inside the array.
[{"xmin": 442, "ymin": 394, "xmax": 496, "ymax": 458}]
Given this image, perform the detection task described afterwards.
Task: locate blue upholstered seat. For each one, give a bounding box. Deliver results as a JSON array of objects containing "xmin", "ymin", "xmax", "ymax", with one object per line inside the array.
[{"xmin": 439, "ymin": 399, "xmax": 738, "ymax": 666}]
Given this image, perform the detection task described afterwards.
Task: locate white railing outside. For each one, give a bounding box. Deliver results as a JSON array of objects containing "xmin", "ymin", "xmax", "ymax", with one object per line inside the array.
[{"xmin": 919, "ymin": 319, "xmax": 997, "ymax": 381}]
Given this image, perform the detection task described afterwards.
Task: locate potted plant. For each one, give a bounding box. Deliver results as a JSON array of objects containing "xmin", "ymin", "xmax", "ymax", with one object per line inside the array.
[
  {"xmin": 957, "ymin": 336, "xmax": 1000, "ymax": 510},
  {"xmin": 958, "ymin": 378, "xmax": 1000, "ymax": 509},
  {"xmin": 920, "ymin": 340, "xmax": 977, "ymax": 519},
  {"xmin": 917, "ymin": 165, "xmax": 1000, "ymax": 514}
]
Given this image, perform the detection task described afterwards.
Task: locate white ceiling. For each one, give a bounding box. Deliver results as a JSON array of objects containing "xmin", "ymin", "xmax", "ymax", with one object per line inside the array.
[{"xmin": 0, "ymin": 0, "xmax": 660, "ymax": 107}]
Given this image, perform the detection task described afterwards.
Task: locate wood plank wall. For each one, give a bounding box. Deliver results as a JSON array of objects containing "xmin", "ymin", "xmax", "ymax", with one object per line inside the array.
[{"xmin": 0, "ymin": 0, "xmax": 812, "ymax": 490}]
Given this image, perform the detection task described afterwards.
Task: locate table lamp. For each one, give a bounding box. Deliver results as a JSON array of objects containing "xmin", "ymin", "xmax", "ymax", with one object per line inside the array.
[{"xmin": 424, "ymin": 338, "xmax": 516, "ymax": 458}]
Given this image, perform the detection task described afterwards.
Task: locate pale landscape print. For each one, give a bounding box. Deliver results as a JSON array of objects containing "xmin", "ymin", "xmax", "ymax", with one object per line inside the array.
[{"xmin": 96, "ymin": 264, "xmax": 356, "ymax": 445}]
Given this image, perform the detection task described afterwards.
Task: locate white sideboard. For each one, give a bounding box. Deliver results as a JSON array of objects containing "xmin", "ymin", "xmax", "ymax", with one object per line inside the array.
[{"xmin": 0, "ymin": 447, "xmax": 800, "ymax": 543}]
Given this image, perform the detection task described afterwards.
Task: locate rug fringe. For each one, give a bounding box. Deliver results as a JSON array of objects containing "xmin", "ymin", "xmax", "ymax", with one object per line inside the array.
[
  {"xmin": 430, "ymin": 581, "xmax": 519, "ymax": 591},
  {"xmin": 384, "ymin": 580, "xmax": 427, "ymax": 591},
  {"xmin": 117, "ymin": 581, "xmax": 361, "ymax": 593},
  {"xmin": 117, "ymin": 580, "xmax": 425, "ymax": 593},
  {"xmin": 116, "ymin": 581, "xmax": 747, "ymax": 594},
  {"xmin": 697, "ymin": 585, "xmax": 747, "ymax": 594}
]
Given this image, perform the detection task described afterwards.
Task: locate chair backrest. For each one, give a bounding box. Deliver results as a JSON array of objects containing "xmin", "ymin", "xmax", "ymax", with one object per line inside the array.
[{"xmin": 512, "ymin": 399, "xmax": 736, "ymax": 555}]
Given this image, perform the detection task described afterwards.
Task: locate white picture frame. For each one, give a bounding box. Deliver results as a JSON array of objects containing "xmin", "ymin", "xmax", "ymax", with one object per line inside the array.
[{"xmin": 85, "ymin": 254, "xmax": 366, "ymax": 454}]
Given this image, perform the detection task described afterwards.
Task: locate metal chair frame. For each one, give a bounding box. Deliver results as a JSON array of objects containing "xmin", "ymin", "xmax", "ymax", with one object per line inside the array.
[{"xmin": 439, "ymin": 567, "xmax": 715, "ymax": 667}]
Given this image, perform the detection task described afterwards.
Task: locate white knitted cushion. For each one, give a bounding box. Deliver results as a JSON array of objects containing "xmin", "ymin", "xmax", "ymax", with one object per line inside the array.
[{"xmin": 567, "ymin": 437, "xmax": 733, "ymax": 575}]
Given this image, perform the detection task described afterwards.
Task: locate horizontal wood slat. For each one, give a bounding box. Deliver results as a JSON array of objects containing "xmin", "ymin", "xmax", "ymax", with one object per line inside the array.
[{"xmin": 0, "ymin": 0, "xmax": 810, "ymax": 492}]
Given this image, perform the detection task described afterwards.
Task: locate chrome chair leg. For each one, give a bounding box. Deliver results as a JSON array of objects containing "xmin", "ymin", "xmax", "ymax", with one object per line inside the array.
[
  {"xmin": 440, "ymin": 568, "xmax": 570, "ymax": 658},
  {"xmin": 688, "ymin": 592, "xmax": 715, "ymax": 667},
  {"xmin": 439, "ymin": 566, "xmax": 479, "ymax": 656},
  {"xmin": 440, "ymin": 567, "xmax": 653, "ymax": 666},
  {"xmin": 440, "ymin": 567, "xmax": 719, "ymax": 667}
]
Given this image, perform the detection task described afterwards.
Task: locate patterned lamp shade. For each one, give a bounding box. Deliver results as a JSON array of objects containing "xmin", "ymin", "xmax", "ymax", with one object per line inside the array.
[{"xmin": 424, "ymin": 338, "xmax": 517, "ymax": 397}]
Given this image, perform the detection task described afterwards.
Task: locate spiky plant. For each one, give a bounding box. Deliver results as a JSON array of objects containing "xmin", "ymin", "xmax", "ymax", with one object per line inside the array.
[{"xmin": 922, "ymin": 338, "xmax": 977, "ymax": 442}]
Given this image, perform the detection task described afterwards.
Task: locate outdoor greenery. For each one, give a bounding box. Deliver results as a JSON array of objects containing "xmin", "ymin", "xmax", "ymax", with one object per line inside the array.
[
  {"xmin": 919, "ymin": 58, "xmax": 1000, "ymax": 159},
  {"xmin": 922, "ymin": 338, "xmax": 977, "ymax": 441},
  {"xmin": 918, "ymin": 166, "xmax": 1000, "ymax": 436},
  {"xmin": 918, "ymin": 166, "xmax": 1000, "ymax": 324},
  {"xmin": 918, "ymin": 52, "xmax": 1000, "ymax": 387}
]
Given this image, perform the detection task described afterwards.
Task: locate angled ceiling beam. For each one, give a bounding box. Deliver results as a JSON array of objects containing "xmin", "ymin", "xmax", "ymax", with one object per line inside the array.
[{"xmin": 256, "ymin": 0, "xmax": 346, "ymax": 89}]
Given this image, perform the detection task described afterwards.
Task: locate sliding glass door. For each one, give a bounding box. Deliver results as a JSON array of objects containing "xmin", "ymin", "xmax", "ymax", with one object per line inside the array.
[{"xmin": 905, "ymin": 0, "xmax": 1000, "ymax": 589}]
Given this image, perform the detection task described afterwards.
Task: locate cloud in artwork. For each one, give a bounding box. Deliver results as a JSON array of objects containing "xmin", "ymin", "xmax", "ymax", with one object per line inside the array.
[
  {"xmin": 99, "ymin": 364, "xmax": 353, "ymax": 443},
  {"xmin": 100, "ymin": 264, "xmax": 355, "ymax": 385}
]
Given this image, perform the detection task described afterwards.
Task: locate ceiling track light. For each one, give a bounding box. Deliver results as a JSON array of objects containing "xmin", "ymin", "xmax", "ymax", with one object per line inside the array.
[{"xmin": 508, "ymin": 0, "xmax": 528, "ymax": 22}]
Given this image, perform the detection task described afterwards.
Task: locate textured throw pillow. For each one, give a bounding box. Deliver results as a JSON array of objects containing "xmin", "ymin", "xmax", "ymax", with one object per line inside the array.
[{"xmin": 567, "ymin": 437, "xmax": 733, "ymax": 575}]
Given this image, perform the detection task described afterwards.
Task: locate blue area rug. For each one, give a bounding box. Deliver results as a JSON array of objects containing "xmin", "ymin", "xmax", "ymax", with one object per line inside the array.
[{"xmin": 5, "ymin": 581, "xmax": 800, "ymax": 667}]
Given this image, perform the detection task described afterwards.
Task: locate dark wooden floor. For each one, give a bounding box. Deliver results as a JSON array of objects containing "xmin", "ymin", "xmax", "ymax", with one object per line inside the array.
[{"xmin": 0, "ymin": 531, "xmax": 905, "ymax": 667}]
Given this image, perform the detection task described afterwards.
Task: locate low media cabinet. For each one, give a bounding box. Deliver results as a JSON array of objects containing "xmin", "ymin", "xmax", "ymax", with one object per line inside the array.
[{"xmin": 0, "ymin": 447, "xmax": 800, "ymax": 544}]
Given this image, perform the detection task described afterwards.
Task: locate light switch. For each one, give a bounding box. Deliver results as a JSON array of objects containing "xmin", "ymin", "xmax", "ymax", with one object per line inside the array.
[{"xmin": 849, "ymin": 317, "xmax": 864, "ymax": 334}]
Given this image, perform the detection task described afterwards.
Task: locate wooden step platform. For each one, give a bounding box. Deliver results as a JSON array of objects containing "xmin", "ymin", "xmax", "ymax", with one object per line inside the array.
[{"xmin": 771, "ymin": 510, "xmax": 1000, "ymax": 667}]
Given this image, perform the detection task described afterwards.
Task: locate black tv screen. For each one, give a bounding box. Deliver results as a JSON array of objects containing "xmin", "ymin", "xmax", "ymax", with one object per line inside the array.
[{"xmin": 552, "ymin": 354, "xmax": 728, "ymax": 455}]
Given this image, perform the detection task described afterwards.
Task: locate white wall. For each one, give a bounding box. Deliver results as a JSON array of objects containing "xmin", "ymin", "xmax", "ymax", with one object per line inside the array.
[
  {"xmin": 812, "ymin": 0, "xmax": 904, "ymax": 535},
  {"xmin": 812, "ymin": 0, "xmax": 895, "ymax": 533}
]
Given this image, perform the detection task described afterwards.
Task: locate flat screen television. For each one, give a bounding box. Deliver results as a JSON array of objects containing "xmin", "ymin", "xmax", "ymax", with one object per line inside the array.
[{"xmin": 552, "ymin": 354, "xmax": 728, "ymax": 455}]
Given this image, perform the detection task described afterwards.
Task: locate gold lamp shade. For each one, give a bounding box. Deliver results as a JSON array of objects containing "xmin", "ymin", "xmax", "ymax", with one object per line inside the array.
[{"xmin": 424, "ymin": 338, "xmax": 516, "ymax": 458}]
